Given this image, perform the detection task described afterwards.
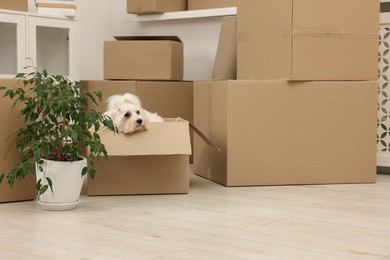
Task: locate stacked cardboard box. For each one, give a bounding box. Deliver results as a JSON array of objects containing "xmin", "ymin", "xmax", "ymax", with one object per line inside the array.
[
  {"xmin": 0, "ymin": 79, "xmax": 36, "ymax": 203},
  {"xmin": 127, "ymin": 0, "xmax": 186, "ymax": 14},
  {"xmin": 85, "ymin": 36, "xmax": 194, "ymax": 196},
  {"xmin": 193, "ymin": 0, "xmax": 379, "ymax": 186},
  {"xmin": 187, "ymin": 0, "xmax": 237, "ymax": 10},
  {"xmin": 0, "ymin": 0, "xmax": 36, "ymax": 12}
]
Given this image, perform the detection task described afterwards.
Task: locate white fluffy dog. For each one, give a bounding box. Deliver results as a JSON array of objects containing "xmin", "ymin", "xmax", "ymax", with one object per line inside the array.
[{"xmin": 104, "ymin": 93, "xmax": 164, "ymax": 134}]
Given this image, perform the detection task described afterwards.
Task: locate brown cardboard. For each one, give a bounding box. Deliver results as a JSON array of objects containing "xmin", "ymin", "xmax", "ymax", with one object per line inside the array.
[
  {"xmin": 127, "ymin": 0, "xmax": 186, "ymax": 14},
  {"xmin": 193, "ymin": 81, "xmax": 211, "ymax": 179},
  {"xmin": 104, "ymin": 36, "xmax": 183, "ymax": 81},
  {"xmin": 0, "ymin": 79, "xmax": 36, "ymax": 203},
  {"xmin": 0, "ymin": 0, "xmax": 28, "ymax": 11},
  {"xmin": 82, "ymin": 80, "xmax": 193, "ymax": 122},
  {"xmin": 88, "ymin": 119, "xmax": 191, "ymax": 195},
  {"xmin": 212, "ymin": 16, "xmax": 237, "ymax": 80},
  {"xmin": 82, "ymin": 80, "xmax": 194, "ymax": 162},
  {"xmin": 187, "ymin": 0, "xmax": 237, "ymax": 10},
  {"xmin": 237, "ymin": 0, "xmax": 379, "ymax": 80},
  {"xmin": 193, "ymin": 80, "xmax": 377, "ymax": 186}
]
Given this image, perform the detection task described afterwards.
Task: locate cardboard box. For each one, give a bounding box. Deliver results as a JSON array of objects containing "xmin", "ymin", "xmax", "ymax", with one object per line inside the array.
[
  {"xmin": 82, "ymin": 80, "xmax": 193, "ymax": 122},
  {"xmin": 0, "ymin": 79, "xmax": 36, "ymax": 203},
  {"xmin": 193, "ymin": 80, "xmax": 377, "ymax": 186},
  {"xmin": 104, "ymin": 36, "xmax": 183, "ymax": 81},
  {"xmin": 237, "ymin": 0, "xmax": 379, "ymax": 80},
  {"xmin": 127, "ymin": 0, "xmax": 186, "ymax": 14},
  {"xmin": 0, "ymin": 0, "xmax": 35, "ymax": 12},
  {"xmin": 82, "ymin": 80, "xmax": 194, "ymax": 162},
  {"xmin": 87, "ymin": 119, "xmax": 191, "ymax": 195},
  {"xmin": 187, "ymin": 0, "xmax": 237, "ymax": 10}
]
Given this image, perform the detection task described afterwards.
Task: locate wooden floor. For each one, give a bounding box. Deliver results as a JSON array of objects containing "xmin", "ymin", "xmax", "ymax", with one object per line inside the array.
[{"xmin": 0, "ymin": 171, "xmax": 389, "ymax": 260}]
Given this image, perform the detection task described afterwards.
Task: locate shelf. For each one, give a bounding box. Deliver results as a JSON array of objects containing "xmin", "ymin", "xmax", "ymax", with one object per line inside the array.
[{"xmin": 125, "ymin": 7, "xmax": 236, "ymax": 22}]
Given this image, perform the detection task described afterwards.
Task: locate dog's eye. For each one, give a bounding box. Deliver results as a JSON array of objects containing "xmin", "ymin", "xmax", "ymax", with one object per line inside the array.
[
  {"xmin": 124, "ymin": 112, "xmax": 131, "ymax": 118},
  {"xmin": 136, "ymin": 110, "xmax": 140, "ymax": 115}
]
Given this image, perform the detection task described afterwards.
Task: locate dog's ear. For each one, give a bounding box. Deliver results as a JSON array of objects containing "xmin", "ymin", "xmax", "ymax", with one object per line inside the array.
[
  {"xmin": 106, "ymin": 95, "xmax": 124, "ymax": 111},
  {"xmin": 123, "ymin": 93, "xmax": 142, "ymax": 106}
]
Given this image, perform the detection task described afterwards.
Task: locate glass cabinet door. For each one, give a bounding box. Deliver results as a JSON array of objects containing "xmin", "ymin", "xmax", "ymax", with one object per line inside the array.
[
  {"xmin": 0, "ymin": 12, "xmax": 26, "ymax": 77},
  {"xmin": 28, "ymin": 16, "xmax": 78, "ymax": 80}
]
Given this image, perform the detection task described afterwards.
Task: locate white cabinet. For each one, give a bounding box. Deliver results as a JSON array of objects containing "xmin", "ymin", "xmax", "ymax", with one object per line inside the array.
[
  {"xmin": 0, "ymin": 11, "xmax": 26, "ymax": 77},
  {"xmin": 28, "ymin": 15, "xmax": 78, "ymax": 79},
  {"xmin": 0, "ymin": 10, "xmax": 78, "ymax": 80}
]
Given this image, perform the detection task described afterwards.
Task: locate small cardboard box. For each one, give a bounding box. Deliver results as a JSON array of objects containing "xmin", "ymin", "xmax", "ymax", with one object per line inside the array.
[
  {"xmin": 0, "ymin": 79, "xmax": 36, "ymax": 203},
  {"xmin": 0, "ymin": 0, "xmax": 35, "ymax": 12},
  {"xmin": 237, "ymin": 0, "xmax": 379, "ymax": 80},
  {"xmin": 104, "ymin": 36, "xmax": 183, "ymax": 81},
  {"xmin": 187, "ymin": 0, "xmax": 237, "ymax": 10},
  {"xmin": 193, "ymin": 80, "xmax": 377, "ymax": 186},
  {"xmin": 87, "ymin": 119, "xmax": 191, "ymax": 195},
  {"xmin": 127, "ymin": 0, "xmax": 186, "ymax": 14}
]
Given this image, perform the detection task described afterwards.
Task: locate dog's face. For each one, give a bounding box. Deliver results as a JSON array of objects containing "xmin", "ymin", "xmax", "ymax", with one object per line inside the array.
[{"xmin": 104, "ymin": 103, "xmax": 150, "ymax": 134}]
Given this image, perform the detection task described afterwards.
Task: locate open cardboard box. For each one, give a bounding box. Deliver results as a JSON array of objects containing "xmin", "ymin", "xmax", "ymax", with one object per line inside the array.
[
  {"xmin": 104, "ymin": 36, "xmax": 183, "ymax": 81},
  {"xmin": 0, "ymin": 79, "xmax": 36, "ymax": 203},
  {"xmin": 88, "ymin": 118, "xmax": 217, "ymax": 196}
]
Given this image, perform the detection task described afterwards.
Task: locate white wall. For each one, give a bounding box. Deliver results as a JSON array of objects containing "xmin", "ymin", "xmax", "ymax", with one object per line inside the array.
[
  {"xmin": 77, "ymin": 0, "xmax": 114, "ymax": 80},
  {"xmin": 78, "ymin": 0, "xmax": 225, "ymax": 80}
]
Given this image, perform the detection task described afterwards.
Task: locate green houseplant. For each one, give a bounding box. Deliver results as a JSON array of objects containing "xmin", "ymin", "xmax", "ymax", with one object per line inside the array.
[{"xmin": 0, "ymin": 66, "xmax": 117, "ymax": 210}]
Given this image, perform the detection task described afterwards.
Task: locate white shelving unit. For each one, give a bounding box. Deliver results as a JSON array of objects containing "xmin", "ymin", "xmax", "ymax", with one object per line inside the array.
[
  {"xmin": 0, "ymin": 10, "xmax": 26, "ymax": 77},
  {"xmin": 0, "ymin": 9, "xmax": 78, "ymax": 80},
  {"xmin": 126, "ymin": 7, "xmax": 236, "ymax": 22}
]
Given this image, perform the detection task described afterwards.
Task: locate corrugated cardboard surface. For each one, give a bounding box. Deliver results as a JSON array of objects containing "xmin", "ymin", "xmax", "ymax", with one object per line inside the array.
[
  {"xmin": 188, "ymin": 0, "xmax": 237, "ymax": 10},
  {"xmin": 104, "ymin": 37, "xmax": 183, "ymax": 80},
  {"xmin": 212, "ymin": 16, "xmax": 237, "ymax": 80},
  {"xmin": 0, "ymin": 79, "xmax": 36, "ymax": 203},
  {"xmin": 237, "ymin": 0, "xmax": 379, "ymax": 81},
  {"xmin": 127, "ymin": 0, "xmax": 186, "ymax": 14},
  {"xmin": 193, "ymin": 80, "xmax": 377, "ymax": 186},
  {"xmin": 88, "ymin": 121, "xmax": 191, "ymax": 195}
]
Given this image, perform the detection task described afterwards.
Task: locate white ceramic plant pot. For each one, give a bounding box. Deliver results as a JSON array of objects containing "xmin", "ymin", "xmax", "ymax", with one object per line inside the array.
[{"xmin": 36, "ymin": 156, "xmax": 87, "ymax": 211}]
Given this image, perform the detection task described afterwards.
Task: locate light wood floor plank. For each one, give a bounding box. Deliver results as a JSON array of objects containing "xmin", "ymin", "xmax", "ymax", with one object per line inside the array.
[{"xmin": 0, "ymin": 172, "xmax": 389, "ymax": 260}]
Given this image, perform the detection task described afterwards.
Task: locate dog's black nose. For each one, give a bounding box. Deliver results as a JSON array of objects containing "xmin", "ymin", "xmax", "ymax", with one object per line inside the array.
[{"xmin": 136, "ymin": 119, "xmax": 143, "ymax": 125}]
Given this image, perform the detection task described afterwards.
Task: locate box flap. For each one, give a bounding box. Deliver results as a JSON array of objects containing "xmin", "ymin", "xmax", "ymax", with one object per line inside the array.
[
  {"xmin": 114, "ymin": 36, "xmax": 182, "ymax": 43},
  {"xmin": 99, "ymin": 120, "xmax": 191, "ymax": 156}
]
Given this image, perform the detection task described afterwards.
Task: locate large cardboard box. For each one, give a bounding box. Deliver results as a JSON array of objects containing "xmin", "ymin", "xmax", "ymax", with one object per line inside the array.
[
  {"xmin": 187, "ymin": 0, "xmax": 237, "ymax": 10},
  {"xmin": 237, "ymin": 0, "xmax": 379, "ymax": 81},
  {"xmin": 127, "ymin": 0, "xmax": 186, "ymax": 14},
  {"xmin": 193, "ymin": 80, "xmax": 377, "ymax": 186},
  {"xmin": 82, "ymin": 80, "xmax": 194, "ymax": 162},
  {"xmin": 104, "ymin": 36, "xmax": 183, "ymax": 81},
  {"xmin": 0, "ymin": 0, "xmax": 35, "ymax": 12},
  {"xmin": 0, "ymin": 79, "xmax": 36, "ymax": 203},
  {"xmin": 82, "ymin": 80, "xmax": 193, "ymax": 122},
  {"xmin": 88, "ymin": 119, "xmax": 191, "ymax": 195}
]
